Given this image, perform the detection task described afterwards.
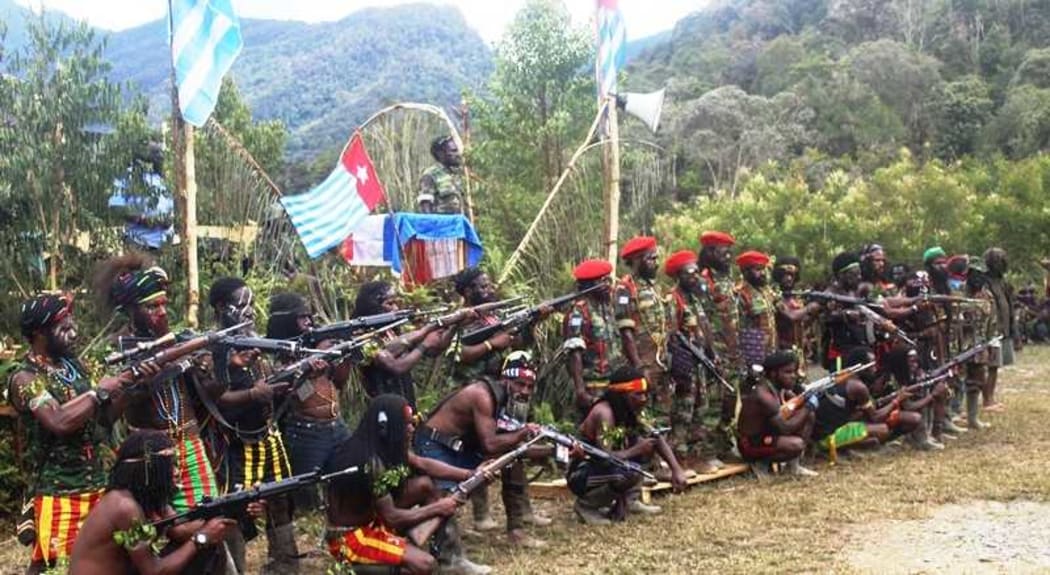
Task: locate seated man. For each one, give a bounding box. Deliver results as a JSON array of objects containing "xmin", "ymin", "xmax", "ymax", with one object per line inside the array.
[
  {"xmin": 324, "ymin": 395, "xmax": 466, "ymax": 575},
  {"xmin": 812, "ymin": 348, "xmax": 909, "ymax": 460},
  {"xmin": 879, "ymin": 346, "xmax": 949, "ymax": 451},
  {"xmin": 69, "ymin": 430, "xmax": 237, "ymax": 574},
  {"xmin": 569, "ymin": 366, "xmax": 687, "ymax": 525},
  {"xmin": 736, "ymin": 350, "xmax": 818, "ymax": 480},
  {"xmin": 415, "ymin": 352, "xmax": 549, "ymax": 548}
]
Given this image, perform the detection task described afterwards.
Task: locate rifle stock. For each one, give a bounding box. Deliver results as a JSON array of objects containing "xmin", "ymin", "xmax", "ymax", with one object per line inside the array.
[
  {"xmin": 460, "ymin": 286, "xmax": 602, "ymax": 346},
  {"xmin": 779, "ymin": 361, "xmax": 876, "ymax": 417},
  {"xmin": 118, "ymin": 321, "xmax": 251, "ymax": 380}
]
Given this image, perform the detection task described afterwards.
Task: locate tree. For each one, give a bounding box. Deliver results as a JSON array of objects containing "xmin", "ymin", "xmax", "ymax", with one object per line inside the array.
[
  {"xmin": 1012, "ymin": 48, "xmax": 1050, "ymax": 90},
  {"xmin": 933, "ymin": 75, "xmax": 994, "ymax": 160},
  {"xmin": 0, "ymin": 16, "xmax": 147, "ymax": 297},
  {"xmin": 983, "ymin": 84, "xmax": 1050, "ymax": 159}
]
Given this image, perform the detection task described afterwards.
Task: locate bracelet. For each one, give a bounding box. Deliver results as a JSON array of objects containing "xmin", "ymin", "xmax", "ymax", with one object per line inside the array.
[{"xmin": 483, "ymin": 341, "xmax": 494, "ymax": 353}]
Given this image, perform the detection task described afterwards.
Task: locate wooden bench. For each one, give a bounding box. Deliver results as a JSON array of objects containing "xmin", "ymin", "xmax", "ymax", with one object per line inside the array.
[{"xmin": 528, "ymin": 463, "xmax": 750, "ymax": 503}]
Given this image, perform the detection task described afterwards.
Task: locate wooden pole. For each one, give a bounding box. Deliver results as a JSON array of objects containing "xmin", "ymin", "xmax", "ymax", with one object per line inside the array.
[
  {"xmin": 172, "ymin": 112, "xmax": 201, "ymax": 328},
  {"xmin": 603, "ymin": 98, "xmax": 622, "ymax": 265},
  {"xmin": 459, "ymin": 97, "xmax": 476, "ymax": 224}
]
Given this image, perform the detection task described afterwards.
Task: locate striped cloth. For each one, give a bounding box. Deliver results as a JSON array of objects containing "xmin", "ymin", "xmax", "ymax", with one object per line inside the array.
[
  {"xmin": 31, "ymin": 491, "xmax": 103, "ymax": 563},
  {"xmin": 327, "ymin": 521, "xmax": 407, "ymax": 566},
  {"xmin": 220, "ymin": 429, "xmax": 292, "ymax": 493},
  {"xmin": 172, "ymin": 433, "xmax": 219, "ymax": 513},
  {"xmin": 596, "ymin": 0, "xmax": 627, "ymax": 97},
  {"xmin": 170, "ymin": 0, "xmax": 243, "ymax": 126}
]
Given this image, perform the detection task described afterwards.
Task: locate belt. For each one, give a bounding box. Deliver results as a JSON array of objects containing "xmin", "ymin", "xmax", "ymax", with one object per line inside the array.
[
  {"xmin": 585, "ymin": 380, "xmax": 609, "ymax": 390},
  {"xmin": 286, "ymin": 416, "xmax": 343, "ymax": 429},
  {"xmin": 418, "ymin": 424, "xmax": 464, "ymax": 452}
]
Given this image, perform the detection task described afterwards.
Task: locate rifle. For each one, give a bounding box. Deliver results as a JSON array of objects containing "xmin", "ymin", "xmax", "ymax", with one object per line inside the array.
[
  {"xmin": 498, "ymin": 416, "xmax": 656, "ymax": 481},
  {"xmin": 300, "ymin": 308, "xmax": 449, "ymax": 344},
  {"xmin": 266, "ymin": 319, "xmax": 409, "ymax": 388},
  {"xmin": 799, "ymin": 291, "xmax": 917, "ymax": 346},
  {"xmin": 921, "ymin": 294, "xmax": 985, "ymax": 306},
  {"xmin": 673, "ymin": 332, "xmax": 735, "ymax": 393},
  {"xmin": 780, "ymin": 361, "xmax": 876, "ymax": 418},
  {"xmin": 109, "ymin": 322, "xmax": 252, "ymax": 379},
  {"xmin": 926, "ymin": 336, "xmax": 1003, "ymax": 380},
  {"xmin": 407, "ymin": 435, "xmax": 544, "ymax": 545},
  {"xmin": 460, "ymin": 287, "xmax": 603, "ymax": 346},
  {"xmin": 219, "ymin": 335, "xmax": 330, "ymax": 357},
  {"xmin": 151, "ymin": 465, "xmax": 361, "ymax": 533}
]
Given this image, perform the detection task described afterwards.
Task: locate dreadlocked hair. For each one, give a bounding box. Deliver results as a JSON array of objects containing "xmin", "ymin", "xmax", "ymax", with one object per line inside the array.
[
  {"xmin": 208, "ymin": 276, "xmax": 247, "ymax": 308},
  {"xmin": 109, "ymin": 430, "xmax": 175, "ymax": 517},
  {"xmin": 353, "ymin": 281, "xmax": 392, "ymax": 318},
  {"xmin": 92, "ymin": 252, "xmax": 154, "ymax": 314},
  {"xmin": 324, "ymin": 395, "xmax": 411, "ymax": 495},
  {"xmin": 601, "ymin": 366, "xmax": 643, "ymax": 429}
]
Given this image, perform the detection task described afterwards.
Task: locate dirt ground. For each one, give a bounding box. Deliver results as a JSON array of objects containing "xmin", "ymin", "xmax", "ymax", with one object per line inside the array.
[{"xmin": 3, "ymin": 346, "xmax": 1049, "ymax": 574}]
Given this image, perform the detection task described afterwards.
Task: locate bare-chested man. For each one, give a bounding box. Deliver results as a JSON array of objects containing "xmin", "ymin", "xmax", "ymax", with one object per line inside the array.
[
  {"xmin": 736, "ymin": 350, "xmax": 818, "ymax": 479},
  {"xmin": 69, "ymin": 430, "xmax": 237, "ymax": 575}
]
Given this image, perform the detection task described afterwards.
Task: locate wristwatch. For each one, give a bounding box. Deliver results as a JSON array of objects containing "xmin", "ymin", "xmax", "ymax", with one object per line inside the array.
[
  {"xmin": 96, "ymin": 387, "xmax": 111, "ymax": 405},
  {"xmin": 193, "ymin": 531, "xmax": 210, "ymax": 549}
]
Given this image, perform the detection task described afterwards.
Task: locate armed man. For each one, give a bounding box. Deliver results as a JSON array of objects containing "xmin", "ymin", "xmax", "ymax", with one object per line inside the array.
[
  {"xmin": 418, "ymin": 135, "xmax": 465, "ymax": 215},
  {"xmin": 416, "ymin": 352, "xmax": 550, "ymax": 549},
  {"xmin": 983, "ymin": 247, "xmax": 1017, "ymax": 412},
  {"xmin": 8, "ymin": 292, "xmax": 158, "ymax": 574},
  {"xmin": 563, "ymin": 259, "xmax": 623, "ymax": 416},
  {"xmin": 771, "ymin": 256, "xmax": 821, "ymax": 379},
  {"xmin": 734, "ymin": 250, "xmax": 779, "ymax": 369}
]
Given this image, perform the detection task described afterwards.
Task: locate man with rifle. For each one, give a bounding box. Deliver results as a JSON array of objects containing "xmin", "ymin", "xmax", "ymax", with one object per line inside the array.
[
  {"xmin": 7, "ymin": 292, "xmax": 160, "ymax": 574},
  {"xmin": 563, "ymin": 259, "xmax": 624, "ymax": 417},
  {"xmin": 93, "ymin": 254, "xmax": 222, "ymax": 515},
  {"xmin": 959, "ymin": 257, "xmax": 998, "ymax": 430},
  {"xmin": 265, "ymin": 292, "xmax": 354, "ymax": 507},
  {"xmin": 69, "ymin": 430, "xmax": 239, "ymax": 575},
  {"xmin": 879, "ymin": 346, "xmax": 951, "ymax": 450},
  {"xmin": 664, "ymin": 250, "xmax": 722, "ymax": 472},
  {"xmin": 570, "ymin": 366, "xmax": 687, "ymax": 524},
  {"xmin": 416, "ymin": 352, "xmax": 550, "ymax": 549},
  {"xmin": 203, "ymin": 277, "xmax": 299, "ymax": 574},
  {"xmin": 772, "ymin": 256, "xmax": 821, "ymax": 380},
  {"xmin": 736, "ymin": 350, "xmax": 819, "ymax": 479},
  {"xmin": 447, "ymin": 267, "xmax": 553, "ymax": 534},
  {"xmin": 324, "ymin": 395, "xmax": 469, "ymax": 575},
  {"xmin": 983, "ymin": 247, "xmax": 1017, "ymax": 412}
]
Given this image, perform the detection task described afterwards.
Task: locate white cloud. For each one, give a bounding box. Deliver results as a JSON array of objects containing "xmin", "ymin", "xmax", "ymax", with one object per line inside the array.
[{"xmin": 15, "ymin": 0, "xmax": 704, "ymax": 43}]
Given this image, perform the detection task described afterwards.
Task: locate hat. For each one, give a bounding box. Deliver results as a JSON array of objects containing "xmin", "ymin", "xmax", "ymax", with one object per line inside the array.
[
  {"xmin": 664, "ymin": 250, "xmax": 699, "ymax": 277},
  {"xmin": 700, "ymin": 231, "xmax": 735, "ymax": 247},
  {"xmin": 946, "ymin": 255, "xmax": 969, "ymax": 276},
  {"xmin": 620, "ymin": 236, "xmax": 657, "ymax": 260},
  {"xmin": 736, "ymin": 250, "xmax": 771, "ymax": 269},
  {"xmin": 923, "ymin": 246, "xmax": 947, "ymax": 264},
  {"xmin": 572, "ymin": 259, "xmax": 613, "ymax": 281}
]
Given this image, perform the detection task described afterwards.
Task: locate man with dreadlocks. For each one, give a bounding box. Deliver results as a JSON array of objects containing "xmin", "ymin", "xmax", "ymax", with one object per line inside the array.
[
  {"xmin": 354, "ymin": 280, "xmax": 467, "ymax": 410},
  {"xmin": 417, "ymin": 135, "xmax": 464, "ymax": 215},
  {"xmin": 93, "ymin": 254, "xmax": 220, "ymax": 516},
  {"xmin": 69, "ymin": 430, "xmax": 238, "ymax": 575},
  {"xmin": 205, "ymin": 277, "xmax": 299, "ymax": 574},
  {"xmin": 324, "ymin": 395, "xmax": 464, "ymax": 575},
  {"xmin": 696, "ymin": 231, "xmax": 743, "ymax": 459},
  {"xmin": 8, "ymin": 292, "xmax": 157, "ymax": 574},
  {"xmin": 447, "ymin": 267, "xmax": 552, "ymax": 535},
  {"xmin": 265, "ymin": 292, "xmax": 353, "ymax": 507},
  {"xmin": 859, "ymin": 244, "xmax": 898, "ymax": 298},
  {"xmin": 569, "ymin": 366, "xmax": 687, "ymax": 525},
  {"xmin": 812, "ymin": 348, "xmax": 902, "ymax": 459},
  {"xmin": 417, "ymin": 351, "xmax": 550, "ymax": 549}
]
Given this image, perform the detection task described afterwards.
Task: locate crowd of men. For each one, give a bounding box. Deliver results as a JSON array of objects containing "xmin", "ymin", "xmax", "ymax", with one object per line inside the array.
[{"xmin": 4, "ymin": 223, "xmax": 1026, "ymax": 575}]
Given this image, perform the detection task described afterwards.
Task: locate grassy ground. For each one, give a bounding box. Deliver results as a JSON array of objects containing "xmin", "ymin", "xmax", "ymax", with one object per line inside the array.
[{"xmin": 3, "ymin": 347, "xmax": 1048, "ymax": 574}]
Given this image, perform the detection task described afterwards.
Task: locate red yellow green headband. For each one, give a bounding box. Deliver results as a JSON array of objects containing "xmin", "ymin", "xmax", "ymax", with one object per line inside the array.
[{"xmin": 608, "ymin": 377, "xmax": 648, "ymax": 393}]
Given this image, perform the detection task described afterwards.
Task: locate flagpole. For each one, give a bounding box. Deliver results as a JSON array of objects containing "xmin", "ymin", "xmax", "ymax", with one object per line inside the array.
[
  {"xmin": 603, "ymin": 96, "xmax": 621, "ymax": 265},
  {"xmin": 169, "ymin": 0, "xmax": 200, "ymax": 328}
]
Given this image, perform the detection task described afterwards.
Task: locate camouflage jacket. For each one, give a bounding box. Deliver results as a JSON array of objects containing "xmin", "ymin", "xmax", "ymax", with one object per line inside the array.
[
  {"xmin": 418, "ymin": 164, "xmax": 463, "ymax": 215},
  {"xmin": 563, "ymin": 298, "xmax": 622, "ymax": 382},
  {"xmin": 614, "ymin": 274, "xmax": 668, "ymax": 368},
  {"xmin": 698, "ymin": 268, "xmax": 742, "ymax": 370}
]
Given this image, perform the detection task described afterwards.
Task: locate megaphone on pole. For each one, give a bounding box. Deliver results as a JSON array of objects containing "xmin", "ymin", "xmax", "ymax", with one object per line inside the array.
[{"xmin": 615, "ymin": 88, "xmax": 665, "ymax": 133}]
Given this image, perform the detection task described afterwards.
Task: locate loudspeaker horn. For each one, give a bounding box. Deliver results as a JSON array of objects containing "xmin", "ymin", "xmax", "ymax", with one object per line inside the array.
[{"xmin": 616, "ymin": 88, "xmax": 665, "ymax": 133}]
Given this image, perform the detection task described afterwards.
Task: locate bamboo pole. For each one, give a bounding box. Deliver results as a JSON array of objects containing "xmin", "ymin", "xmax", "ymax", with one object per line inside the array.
[
  {"xmin": 603, "ymin": 99, "xmax": 622, "ymax": 265},
  {"xmin": 498, "ymin": 101, "xmax": 608, "ymax": 284},
  {"xmin": 169, "ymin": 0, "xmax": 199, "ymax": 328}
]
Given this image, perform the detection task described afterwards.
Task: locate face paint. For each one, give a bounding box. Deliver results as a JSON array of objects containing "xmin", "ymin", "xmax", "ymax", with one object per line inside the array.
[{"xmin": 221, "ymin": 287, "xmax": 255, "ymax": 329}]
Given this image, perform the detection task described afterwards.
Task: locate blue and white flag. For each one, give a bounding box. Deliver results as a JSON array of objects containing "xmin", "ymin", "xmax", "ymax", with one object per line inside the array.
[
  {"xmin": 596, "ymin": 0, "xmax": 626, "ymax": 97},
  {"xmin": 170, "ymin": 0, "xmax": 243, "ymax": 126}
]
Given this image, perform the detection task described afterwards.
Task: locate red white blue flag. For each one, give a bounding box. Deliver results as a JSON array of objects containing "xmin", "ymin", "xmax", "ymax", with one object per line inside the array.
[{"xmin": 596, "ymin": 0, "xmax": 626, "ymax": 97}]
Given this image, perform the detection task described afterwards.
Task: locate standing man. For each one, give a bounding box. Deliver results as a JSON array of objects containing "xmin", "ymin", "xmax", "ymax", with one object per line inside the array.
[
  {"xmin": 734, "ymin": 250, "xmax": 778, "ymax": 369},
  {"xmin": 93, "ymin": 255, "xmax": 219, "ymax": 515},
  {"xmin": 983, "ymin": 247, "xmax": 1017, "ymax": 412},
  {"xmin": 859, "ymin": 244, "xmax": 897, "ymax": 298},
  {"xmin": 8, "ymin": 293, "xmax": 147, "ymax": 574},
  {"xmin": 696, "ymin": 231, "xmax": 743, "ymax": 458},
  {"xmin": 206, "ymin": 277, "xmax": 299, "ymax": 574},
  {"xmin": 417, "ymin": 135, "xmax": 464, "ymax": 215},
  {"xmin": 614, "ymin": 236, "xmax": 670, "ymax": 418},
  {"xmin": 664, "ymin": 250, "xmax": 720, "ymax": 472},
  {"xmin": 822, "ymin": 252, "xmax": 871, "ymax": 369},
  {"xmin": 772, "ymin": 256, "xmax": 820, "ymax": 379},
  {"xmin": 563, "ymin": 259, "xmax": 621, "ymax": 416}
]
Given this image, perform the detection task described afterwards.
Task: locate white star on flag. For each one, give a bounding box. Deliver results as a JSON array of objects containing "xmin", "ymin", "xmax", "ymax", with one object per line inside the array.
[{"xmin": 356, "ymin": 165, "xmax": 369, "ymax": 184}]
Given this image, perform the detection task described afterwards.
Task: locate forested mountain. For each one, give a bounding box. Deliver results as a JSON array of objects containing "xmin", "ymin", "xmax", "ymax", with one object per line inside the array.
[
  {"xmin": 103, "ymin": 4, "xmax": 494, "ymax": 160},
  {"xmin": 628, "ymin": 0, "xmax": 1050, "ymax": 195}
]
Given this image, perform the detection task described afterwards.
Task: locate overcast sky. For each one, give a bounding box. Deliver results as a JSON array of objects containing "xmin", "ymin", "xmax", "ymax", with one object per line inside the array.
[{"xmin": 15, "ymin": 0, "xmax": 703, "ymax": 43}]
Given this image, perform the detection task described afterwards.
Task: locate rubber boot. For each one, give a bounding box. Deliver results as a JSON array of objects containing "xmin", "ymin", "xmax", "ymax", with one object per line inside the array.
[
  {"xmin": 966, "ymin": 390, "xmax": 990, "ymax": 429},
  {"xmin": 470, "ymin": 486, "xmax": 497, "ymax": 531},
  {"xmin": 262, "ymin": 524, "xmax": 300, "ymax": 575},
  {"xmin": 786, "ymin": 457, "xmax": 818, "ymax": 477}
]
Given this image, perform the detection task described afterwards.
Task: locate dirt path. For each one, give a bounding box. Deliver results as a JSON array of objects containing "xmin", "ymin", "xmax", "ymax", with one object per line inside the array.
[{"xmin": 845, "ymin": 500, "xmax": 1050, "ymax": 574}]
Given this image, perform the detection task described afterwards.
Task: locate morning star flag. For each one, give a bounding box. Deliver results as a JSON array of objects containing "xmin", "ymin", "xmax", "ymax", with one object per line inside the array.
[
  {"xmin": 170, "ymin": 0, "xmax": 243, "ymax": 126},
  {"xmin": 282, "ymin": 133, "xmax": 387, "ymax": 258},
  {"xmin": 596, "ymin": 0, "xmax": 627, "ymax": 97}
]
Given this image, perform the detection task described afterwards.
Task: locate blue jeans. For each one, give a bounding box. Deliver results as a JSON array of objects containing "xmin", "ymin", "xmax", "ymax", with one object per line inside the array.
[
  {"xmin": 413, "ymin": 435, "xmax": 482, "ymax": 491},
  {"xmin": 283, "ymin": 416, "xmax": 350, "ymax": 509}
]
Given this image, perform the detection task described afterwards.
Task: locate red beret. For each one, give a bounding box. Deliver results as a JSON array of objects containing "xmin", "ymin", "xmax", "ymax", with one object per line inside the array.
[
  {"xmin": 700, "ymin": 230, "xmax": 735, "ymax": 247},
  {"xmin": 736, "ymin": 250, "xmax": 771, "ymax": 269},
  {"xmin": 573, "ymin": 259, "xmax": 613, "ymax": 281},
  {"xmin": 620, "ymin": 236, "xmax": 657, "ymax": 260},
  {"xmin": 664, "ymin": 250, "xmax": 698, "ymax": 277}
]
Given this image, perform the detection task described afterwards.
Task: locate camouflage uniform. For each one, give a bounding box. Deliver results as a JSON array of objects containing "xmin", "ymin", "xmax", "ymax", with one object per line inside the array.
[
  {"xmin": 698, "ymin": 268, "xmax": 743, "ymax": 452},
  {"xmin": 563, "ymin": 298, "xmax": 623, "ymax": 413},
  {"xmin": 418, "ymin": 164, "xmax": 463, "ymax": 215},
  {"xmin": 776, "ymin": 292, "xmax": 809, "ymax": 380},
  {"xmin": 735, "ymin": 282, "xmax": 779, "ymax": 369},
  {"xmin": 614, "ymin": 275, "xmax": 670, "ymax": 415},
  {"xmin": 666, "ymin": 285, "xmax": 717, "ymax": 459}
]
